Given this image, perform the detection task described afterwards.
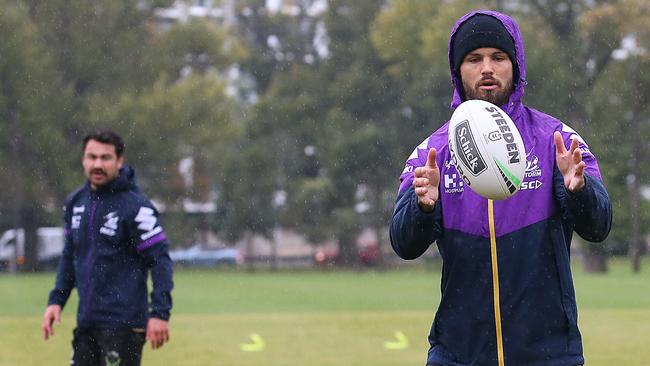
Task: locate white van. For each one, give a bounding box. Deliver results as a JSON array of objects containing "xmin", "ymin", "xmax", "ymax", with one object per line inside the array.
[{"xmin": 0, "ymin": 227, "xmax": 65, "ymax": 271}]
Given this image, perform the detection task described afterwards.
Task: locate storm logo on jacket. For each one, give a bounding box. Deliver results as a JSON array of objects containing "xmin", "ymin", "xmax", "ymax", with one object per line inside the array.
[
  {"xmin": 100, "ymin": 211, "xmax": 119, "ymax": 236},
  {"xmin": 520, "ymin": 150, "xmax": 544, "ymax": 191}
]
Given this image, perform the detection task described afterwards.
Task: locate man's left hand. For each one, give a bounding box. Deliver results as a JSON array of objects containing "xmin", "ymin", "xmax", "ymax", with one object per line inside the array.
[
  {"xmin": 146, "ymin": 317, "xmax": 170, "ymax": 349},
  {"xmin": 554, "ymin": 131, "xmax": 585, "ymax": 193}
]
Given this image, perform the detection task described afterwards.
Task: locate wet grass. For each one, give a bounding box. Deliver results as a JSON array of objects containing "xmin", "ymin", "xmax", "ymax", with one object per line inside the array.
[{"xmin": 1, "ymin": 257, "xmax": 649, "ymax": 365}]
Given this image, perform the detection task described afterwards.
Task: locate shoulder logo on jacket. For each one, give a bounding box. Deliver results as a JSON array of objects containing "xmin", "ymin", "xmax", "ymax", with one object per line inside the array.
[
  {"xmin": 100, "ymin": 211, "xmax": 119, "ymax": 236},
  {"xmin": 135, "ymin": 207, "xmax": 163, "ymax": 240},
  {"xmin": 561, "ymin": 124, "xmax": 593, "ymax": 156},
  {"xmin": 71, "ymin": 205, "xmax": 85, "ymax": 229}
]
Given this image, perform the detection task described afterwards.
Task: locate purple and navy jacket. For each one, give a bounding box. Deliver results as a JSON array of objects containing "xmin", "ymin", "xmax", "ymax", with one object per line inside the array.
[
  {"xmin": 48, "ymin": 165, "xmax": 173, "ymax": 329},
  {"xmin": 390, "ymin": 10, "xmax": 612, "ymax": 366}
]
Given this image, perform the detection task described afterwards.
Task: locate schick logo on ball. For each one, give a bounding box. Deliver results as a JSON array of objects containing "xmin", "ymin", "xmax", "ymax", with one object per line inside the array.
[{"xmin": 454, "ymin": 120, "xmax": 487, "ymax": 176}]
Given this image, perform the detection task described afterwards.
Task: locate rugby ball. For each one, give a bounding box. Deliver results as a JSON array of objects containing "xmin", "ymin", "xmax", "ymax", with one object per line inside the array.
[{"xmin": 448, "ymin": 100, "xmax": 526, "ymax": 200}]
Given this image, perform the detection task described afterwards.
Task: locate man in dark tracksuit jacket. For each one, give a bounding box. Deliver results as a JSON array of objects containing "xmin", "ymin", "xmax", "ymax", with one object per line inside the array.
[
  {"xmin": 42, "ymin": 130, "xmax": 173, "ymax": 366},
  {"xmin": 390, "ymin": 10, "xmax": 612, "ymax": 366}
]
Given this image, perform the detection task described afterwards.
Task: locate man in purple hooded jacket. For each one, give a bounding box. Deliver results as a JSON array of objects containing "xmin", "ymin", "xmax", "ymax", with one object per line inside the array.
[{"xmin": 390, "ymin": 10, "xmax": 612, "ymax": 366}]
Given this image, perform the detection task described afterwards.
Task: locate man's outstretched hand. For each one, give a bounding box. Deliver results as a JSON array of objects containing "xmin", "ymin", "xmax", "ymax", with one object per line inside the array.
[
  {"xmin": 554, "ymin": 131, "xmax": 585, "ymax": 193},
  {"xmin": 414, "ymin": 148, "xmax": 440, "ymax": 212}
]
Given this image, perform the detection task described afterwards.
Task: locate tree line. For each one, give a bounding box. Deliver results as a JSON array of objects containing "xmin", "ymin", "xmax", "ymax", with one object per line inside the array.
[{"xmin": 0, "ymin": 0, "xmax": 647, "ymax": 271}]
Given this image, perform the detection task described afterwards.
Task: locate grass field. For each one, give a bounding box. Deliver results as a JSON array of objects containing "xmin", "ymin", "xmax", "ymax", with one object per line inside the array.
[{"xmin": 1, "ymin": 258, "xmax": 649, "ymax": 365}]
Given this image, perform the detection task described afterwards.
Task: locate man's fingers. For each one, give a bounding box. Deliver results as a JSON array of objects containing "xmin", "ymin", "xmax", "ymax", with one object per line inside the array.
[
  {"xmin": 42, "ymin": 323, "xmax": 51, "ymax": 340},
  {"xmin": 147, "ymin": 332, "xmax": 158, "ymax": 349},
  {"xmin": 413, "ymin": 177, "xmax": 429, "ymax": 187},
  {"xmin": 569, "ymin": 136, "xmax": 580, "ymax": 154},
  {"xmin": 146, "ymin": 318, "xmax": 169, "ymax": 350},
  {"xmin": 148, "ymin": 330, "xmax": 168, "ymax": 349},
  {"xmin": 572, "ymin": 145, "xmax": 583, "ymax": 164},
  {"xmin": 553, "ymin": 131, "xmax": 566, "ymax": 155},
  {"xmin": 42, "ymin": 307, "xmax": 60, "ymax": 341},
  {"xmin": 161, "ymin": 329, "xmax": 169, "ymax": 343},
  {"xmin": 426, "ymin": 148, "xmax": 438, "ymax": 169},
  {"xmin": 575, "ymin": 161, "xmax": 585, "ymax": 177},
  {"xmin": 568, "ymin": 162, "xmax": 586, "ymax": 191}
]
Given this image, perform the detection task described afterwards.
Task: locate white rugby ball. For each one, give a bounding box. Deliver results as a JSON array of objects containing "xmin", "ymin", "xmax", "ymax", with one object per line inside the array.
[{"xmin": 448, "ymin": 100, "xmax": 526, "ymax": 200}]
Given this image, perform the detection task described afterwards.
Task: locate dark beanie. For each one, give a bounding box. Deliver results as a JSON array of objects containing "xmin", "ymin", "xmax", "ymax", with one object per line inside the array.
[{"xmin": 452, "ymin": 14, "xmax": 518, "ymax": 80}]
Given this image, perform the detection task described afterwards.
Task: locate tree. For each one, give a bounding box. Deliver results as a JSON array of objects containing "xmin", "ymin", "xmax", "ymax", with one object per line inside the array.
[
  {"xmin": 512, "ymin": 0, "xmax": 649, "ymax": 271},
  {"xmin": 89, "ymin": 75, "xmax": 242, "ymax": 247},
  {"xmin": 581, "ymin": 0, "xmax": 650, "ymax": 272},
  {"xmin": 0, "ymin": 2, "xmax": 74, "ymax": 271},
  {"xmin": 276, "ymin": 0, "xmax": 401, "ymax": 266},
  {"xmin": 233, "ymin": 0, "xmax": 326, "ymax": 94},
  {"xmin": 218, "ymin": 137, "xmax": 279, "ymax": 271},
  {"xmin": 369, "ymin": 0, "xmax": 486, "ymax": 264},
  {"xmin": 24, "ymin": 0, "xmax": 171, "ymax": 97},
  {"xmin": 147, "ymin": 18, "xmax": 247, "ymax": 80}
]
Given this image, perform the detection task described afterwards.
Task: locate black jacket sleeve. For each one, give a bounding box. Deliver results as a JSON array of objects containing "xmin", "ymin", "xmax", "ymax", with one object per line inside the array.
[
  {"xmin": 141, "ymin": 242, "xmax": 174, "ymax": 321},
  {"xmin": 554, "ymin": 167, "xmax": 613, "ymax": 242},
  {"xmin": 130, "ymin": 201, "xmax": 174, "ymax": 321},
  {"xmin": 389, "ymin": 186, "xmax": 443, "ymax": 259},
  {"xmin": 48, "ymin": 203, "xmax": 76, "ymax": 307}
]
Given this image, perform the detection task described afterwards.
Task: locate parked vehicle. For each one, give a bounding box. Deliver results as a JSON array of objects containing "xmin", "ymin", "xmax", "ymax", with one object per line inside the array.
[
  {"xmin": 313, "ymin": 241, "xmax": 379, "ymax": 266},
  {"xmin": 0, "ymin": 227, "xmax": 65, "ymax": 271},
  {"xmin": 169, "ymin": 244, "xmax": 242, "ymax": 267}
]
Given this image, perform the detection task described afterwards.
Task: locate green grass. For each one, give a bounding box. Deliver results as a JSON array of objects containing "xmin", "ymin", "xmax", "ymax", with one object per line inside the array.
[{"xmin": 1, "ymin": 258, "xmax": 649, "ymax": 365}]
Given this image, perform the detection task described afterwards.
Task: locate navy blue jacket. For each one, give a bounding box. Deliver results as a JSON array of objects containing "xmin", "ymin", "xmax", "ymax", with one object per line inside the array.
[
  {"xmin": 48, "ymin": 166, "xmax": 173, "ymax": 329},
  {"xmin": 390, "ymin": 10, "xmax": 612, "ymax": 366}
]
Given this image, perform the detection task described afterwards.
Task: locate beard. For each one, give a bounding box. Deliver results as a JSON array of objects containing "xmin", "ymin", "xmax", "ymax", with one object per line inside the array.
[{"xmin": 463, "ymin": 77, "xmax": 514, "ymax": 106}]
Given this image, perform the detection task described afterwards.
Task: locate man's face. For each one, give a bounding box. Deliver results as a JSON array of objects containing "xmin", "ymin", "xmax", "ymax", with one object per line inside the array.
[
  {"xmin": 460, "ymin": 47, "xmax": 514, "ymax": 106},
  {"xmin": 82, "ymin": 139, "xmax": 123, "ymax": 190}
]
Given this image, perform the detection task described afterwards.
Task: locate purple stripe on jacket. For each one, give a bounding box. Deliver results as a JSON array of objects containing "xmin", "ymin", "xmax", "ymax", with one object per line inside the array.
[{"xmin": 136, "ymin": 232, "xmax": 167, "ymax": 252}]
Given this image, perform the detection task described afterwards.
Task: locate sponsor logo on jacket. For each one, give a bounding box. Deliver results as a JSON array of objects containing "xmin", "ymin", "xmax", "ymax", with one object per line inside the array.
[
  {"xmin": 444, "ymin": 173, "xmax": 465, "ymax": 194},
  {"xmin": 72, "ymin": 206, "xmax": 84, "ymax": 229},
  {"xmin": 135, "ymin": 207, "xmax": 163, "ymax": 240},
  {"xmin": 443, "ymin": 160, "xmax": 464, "ymax": 194},
  {"xmin": 520, "ymin": 150, "xmax": 543, "ymax": 191},
  {"xmin": 99, "ymin": 211, "xmax": 119, "ymax": 236}
]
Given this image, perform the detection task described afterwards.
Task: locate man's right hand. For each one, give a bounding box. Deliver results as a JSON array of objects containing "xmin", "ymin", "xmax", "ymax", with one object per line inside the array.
[
  {"xmin": 413, "ymin": 148, "xmax": 440, "ymax": 212},
  {"xmin": 42, "ymin": 304, "xmax": 62, "ymax": 340}
]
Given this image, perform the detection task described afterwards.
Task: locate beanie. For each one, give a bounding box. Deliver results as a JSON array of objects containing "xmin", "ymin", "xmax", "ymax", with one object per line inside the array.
[{"xmin": 452, "ymin": 14, "xmax": 518, "ymax": 81}]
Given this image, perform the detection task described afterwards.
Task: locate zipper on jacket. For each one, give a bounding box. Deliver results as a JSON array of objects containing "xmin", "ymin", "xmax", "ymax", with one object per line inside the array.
[
  {"xmin": 82, "ymin": 197, "xmax": 98, "ymax": 318},
  {"xmin": 488, "ymin": 199, "xmax": 505, "ymax": 366}
]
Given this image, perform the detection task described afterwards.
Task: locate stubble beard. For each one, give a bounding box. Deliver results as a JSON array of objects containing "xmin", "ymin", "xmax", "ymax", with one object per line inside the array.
[{"xmin": 463, "ymin": 79, "xmax": 514, "ymax": 106}]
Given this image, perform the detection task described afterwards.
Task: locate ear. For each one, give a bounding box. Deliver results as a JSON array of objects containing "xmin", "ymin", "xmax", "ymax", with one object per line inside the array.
[{"xmin": 117, "ymin": 155, "xmax": 124, "ymax": 169}]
